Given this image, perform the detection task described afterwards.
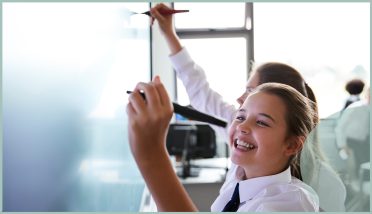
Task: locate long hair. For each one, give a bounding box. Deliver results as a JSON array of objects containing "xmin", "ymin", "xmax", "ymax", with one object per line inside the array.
[
  {"xmin": 254, "ymin": 83, "xmax": 317, "ymax": 180},
  {"xmin": 253, "ymin": 62, "xmax": 326, "ymax": 178}
]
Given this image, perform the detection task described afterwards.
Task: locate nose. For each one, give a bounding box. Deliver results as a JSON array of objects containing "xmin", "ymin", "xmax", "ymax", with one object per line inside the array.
[
  {"xmin": 236, "ymin": 92, "xmax": 248, "ymax": 106},
  {"xmin": 236, "ymin": 120, "xmax": 251, "ymax": 135}
]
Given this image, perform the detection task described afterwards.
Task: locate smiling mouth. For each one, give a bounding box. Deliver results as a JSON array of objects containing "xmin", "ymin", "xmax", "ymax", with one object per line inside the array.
[{"xmin": 234, "ymin": 139, "xmax": 256, "ymax": 151}]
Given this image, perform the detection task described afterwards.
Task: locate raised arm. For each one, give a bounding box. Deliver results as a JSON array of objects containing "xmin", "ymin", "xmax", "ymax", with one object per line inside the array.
[
  {"xmin": 150, "ymin": 3, "xmax": 182, "ymax": 55},
  {"xmin": 126, "ymin": 76, "xmax": 197, "ymax": 212},
  {"xmin": 150, "ymin": 3, "xmax": 237, "ymax": 137}
]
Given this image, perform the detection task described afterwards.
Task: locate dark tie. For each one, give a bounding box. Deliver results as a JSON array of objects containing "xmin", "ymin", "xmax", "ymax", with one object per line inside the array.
[{"xmin": 222, "ymin": 183, "xmax": 240, "ymax": 212}]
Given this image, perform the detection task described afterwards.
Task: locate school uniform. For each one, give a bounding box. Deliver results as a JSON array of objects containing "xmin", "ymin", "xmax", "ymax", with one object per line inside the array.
[
  {"xmin": 211, "ymin": 167, "xmax": 319, "ymax": 212},
  {"xmin": 169, "ymin": 47, "xmax": 346, "ymax": 211},
  {"xmin": 335, "ymin": 101, "xmax": 369, "ymax": 149}
]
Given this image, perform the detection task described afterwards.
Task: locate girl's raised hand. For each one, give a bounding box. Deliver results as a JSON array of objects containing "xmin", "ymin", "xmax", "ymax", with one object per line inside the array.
[
  {"xmin": 126, "ymin": 76, "xmax": 173, "ymax": 165},
  {"xmin": 150, "ymin": 3, "xmax": 175, "ymax": 36}
]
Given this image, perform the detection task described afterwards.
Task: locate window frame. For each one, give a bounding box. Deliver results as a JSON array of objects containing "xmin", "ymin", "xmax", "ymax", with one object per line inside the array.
[{"xmin": 173, "ymin": 2, "xmax": 254, "ymax": 102}]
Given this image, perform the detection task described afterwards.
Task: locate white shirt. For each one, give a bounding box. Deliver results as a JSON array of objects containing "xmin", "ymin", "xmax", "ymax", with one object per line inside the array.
[
  {"xmin": 169, "ymin": 47, "xmax": 346, "ymax": 211},
  {"xmin": 211, "ymin": 167, "xmax": 319, "ymax": 212},
  {"xmin": 169, "ymin": 47, "xmax": 236, "ymax": 141},
  {"xmin": 335, "ymin": 102, "xmax": 370, "ymax": 148}
]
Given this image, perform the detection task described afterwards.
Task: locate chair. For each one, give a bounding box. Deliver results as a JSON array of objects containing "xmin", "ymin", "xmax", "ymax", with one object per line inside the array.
[{"xmin": 345, "ymin": 136, "xmax": 370, "ymax": 211}]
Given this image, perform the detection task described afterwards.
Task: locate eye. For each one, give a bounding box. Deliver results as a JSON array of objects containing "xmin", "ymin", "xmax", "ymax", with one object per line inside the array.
[
  {"xmin": 256, "ymin": 120, "xmax": 269, "ymax": 127},
  {"xmin": 246, "ymin": 87, "xmax": 255, "ymax": 93},
  {"xmin": 235, "ymin": 115, "xmax": 245, "ymax": 122}
]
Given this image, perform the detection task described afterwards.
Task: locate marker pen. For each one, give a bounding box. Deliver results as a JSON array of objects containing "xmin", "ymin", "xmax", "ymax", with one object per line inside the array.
[{"xmin": 126, "ymin": 90, "xmax": 227, "ymax": 127}]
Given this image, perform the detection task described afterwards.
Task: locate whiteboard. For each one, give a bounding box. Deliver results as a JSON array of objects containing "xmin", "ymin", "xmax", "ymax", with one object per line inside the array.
[{"xmin": 3, "ymin": 2, "xmax": 151, "ymax": 211}]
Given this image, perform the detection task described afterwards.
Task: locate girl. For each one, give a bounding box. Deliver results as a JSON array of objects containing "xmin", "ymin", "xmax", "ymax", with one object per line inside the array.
[
  {"xmin": 127, "ymin": 76, "xmax": 319, "ymax": 211},
  {"xmin": 150, "ymin": 4, "xmax": 346, "ymax": 210}
]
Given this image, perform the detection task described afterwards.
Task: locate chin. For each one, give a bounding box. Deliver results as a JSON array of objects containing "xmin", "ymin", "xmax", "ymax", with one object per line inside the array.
[{"xmin": 230, "ymin": 154, "xmax": 244, "ymax": 166}]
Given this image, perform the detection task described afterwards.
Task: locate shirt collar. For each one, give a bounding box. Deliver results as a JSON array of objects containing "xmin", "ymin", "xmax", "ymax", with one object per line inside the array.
[{"xmin": 238, "ymin": 167, "xmax": 292, "ymax": 203}]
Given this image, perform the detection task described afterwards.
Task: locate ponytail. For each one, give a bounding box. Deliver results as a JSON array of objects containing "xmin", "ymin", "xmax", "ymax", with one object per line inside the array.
[
  {"xmin": 304, "ymin": 83, "xmax": 319, "ymax": 126},
  {"xmin": 304, "ymin": 83, "xmax": 327, "ymax": 163}
]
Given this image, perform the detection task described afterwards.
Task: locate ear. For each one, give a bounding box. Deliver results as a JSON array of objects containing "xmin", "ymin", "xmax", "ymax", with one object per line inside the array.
[{"xmin": 284, "ymin": 136, "xmax": 305, "ymax": 157}]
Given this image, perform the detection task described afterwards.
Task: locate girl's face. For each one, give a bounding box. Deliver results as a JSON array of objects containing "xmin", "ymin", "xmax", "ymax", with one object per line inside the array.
[{"xmin": 229, "ymin": 91, "xmax": 296, "ymax": 179}]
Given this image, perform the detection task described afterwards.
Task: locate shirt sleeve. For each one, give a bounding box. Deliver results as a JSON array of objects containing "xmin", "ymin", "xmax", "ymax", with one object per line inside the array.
[
  {"xmin": 335, "ymin": 105, "xmax": 370, "ymax": 148},
  {"xmin": 169, "ymin": 47, "xmax": 237, "ymax": 139}
]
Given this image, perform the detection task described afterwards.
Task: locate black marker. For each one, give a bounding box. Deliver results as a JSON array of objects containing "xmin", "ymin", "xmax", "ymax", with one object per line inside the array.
[
  {"xmin": 139, "ymin": 9, "xmax": 189, "ymax": 16},
  {"xmin": 126, "ymin": 90, "xmax": 146, "ymax": 100},
  {"xmin": 126, "ymin": 90, "xmax": 227, "ymax": 128}
]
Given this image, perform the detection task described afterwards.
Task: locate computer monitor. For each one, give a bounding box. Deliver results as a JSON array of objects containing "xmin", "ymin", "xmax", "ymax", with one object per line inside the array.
[
  {"xmin": 166, "ymin": 123, "xmax": 216, "ymax": 158},
  {"xmin": 166, "ymin": 123, "xmax": 217, "ymax": 178}
]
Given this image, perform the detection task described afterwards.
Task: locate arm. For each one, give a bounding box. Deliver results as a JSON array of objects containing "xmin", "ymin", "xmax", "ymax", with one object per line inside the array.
[
  {"xmin": 126, "ymin": 76, "xmax": 197, "ymax": 212},
  {"xmin": 170, "ymin": 49, "xmax": 237, "ymax": 128},
  {"xmin": 151, "ymin": 3, "xmax": 236, "ymax": 136},
  {"xmin": 150, "ymin": 3, "xmax": 182, "ymax": 55}
]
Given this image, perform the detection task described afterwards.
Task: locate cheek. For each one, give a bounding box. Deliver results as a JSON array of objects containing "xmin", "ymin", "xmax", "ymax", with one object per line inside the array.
[
  {"xmin": 228, "ymin": 124, "xmax": 237, "ymax": 146},
  {"xmin": 258, "ymin": 132, "xmax": 288, "ymax": 153}
]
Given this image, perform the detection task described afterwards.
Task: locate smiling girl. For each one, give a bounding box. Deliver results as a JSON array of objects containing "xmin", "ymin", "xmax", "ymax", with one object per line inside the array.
[
  {"xmin": 211, "ymin": 82, "xmax": 318, "ymax": 211},
  {"xmin": 127, "ymin": 76, "xmax": 319, "ymax": 212}
]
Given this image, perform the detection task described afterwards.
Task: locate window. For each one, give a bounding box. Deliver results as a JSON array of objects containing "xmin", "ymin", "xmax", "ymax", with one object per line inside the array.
[
  {"xmin": 174, "ymin": 2, "xmax": 253, "ymax": 108},
  {"xmin": 175, "ymin": 3, "xmax": 246, "ymax": 29},
  {"xmin": 254, "ymin": 3, "xmax": 370, "ymax": 118},
  {"xmin": 176, "ymin": 38, "xmax": 247, "ymax": 106}
]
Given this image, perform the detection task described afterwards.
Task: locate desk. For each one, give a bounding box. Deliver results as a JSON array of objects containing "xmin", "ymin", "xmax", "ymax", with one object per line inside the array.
[
  {"xmin": 178, "ymin": 157, "xmax": 228, "ymax": 211},
  {"xmin": 139, "ymin": 157, "xmax": 229, "ymax": 212}
]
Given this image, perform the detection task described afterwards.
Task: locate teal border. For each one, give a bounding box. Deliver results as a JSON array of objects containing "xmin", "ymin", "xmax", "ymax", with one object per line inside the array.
[
  {"xmin": 0, "ymin": 2, "xmax": 3, "ymax": 213},
  {"xmin": 1, "ymin": 0, "xmax": 371, "ymax": 213},
  {"xmin": 370, "ymin": 2, "xmax": 372, "ymax": 211}
]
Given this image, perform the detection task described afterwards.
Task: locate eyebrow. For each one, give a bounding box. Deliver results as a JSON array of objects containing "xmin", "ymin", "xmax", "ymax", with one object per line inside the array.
[
  {"xmin": 259, "ymin": 113, "xmax": 276, "ymax": 123},
  {"xmin": 238, "ymin": 109, "xmax": 276, "ymax": 123}
]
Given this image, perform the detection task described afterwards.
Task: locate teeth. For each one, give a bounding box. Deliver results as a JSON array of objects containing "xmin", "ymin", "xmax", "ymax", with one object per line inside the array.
[{"xmin": 236, "ymin": 139, "xmax": 255, "ymax": 149}]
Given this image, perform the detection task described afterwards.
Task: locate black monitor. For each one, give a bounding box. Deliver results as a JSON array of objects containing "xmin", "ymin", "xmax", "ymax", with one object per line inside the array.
[
  {"xmin": 166, "ymin": 123, "xmax": 217, "ymax": 178},
  {"xmin": 166, "ymin": 123, "xmax": 216, "ymax": 158}
]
